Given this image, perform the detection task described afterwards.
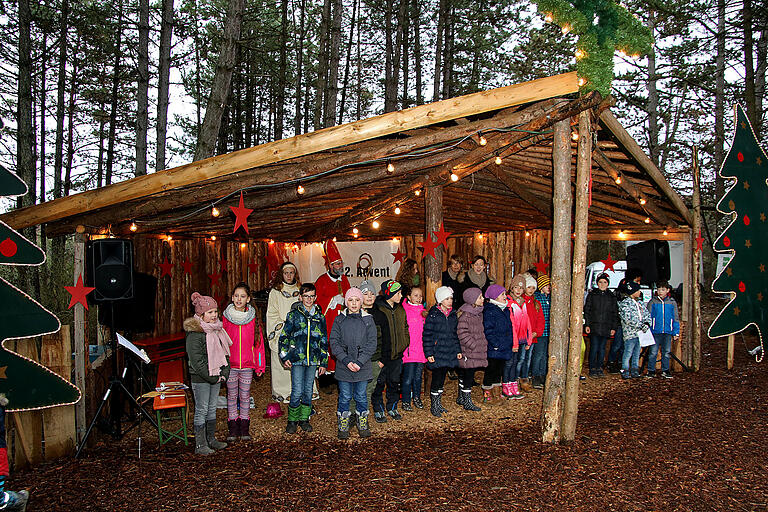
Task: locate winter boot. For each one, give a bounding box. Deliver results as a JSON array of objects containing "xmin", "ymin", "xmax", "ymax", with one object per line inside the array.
[
  {"xmin": 1, "ymin": 490, "xmax": 29, "ymax": 512},
  {"xmin": 337, "ymin": 411, "xmax": 351, "ymax": 440},
  {"xmin": 402, "ymin": 401, "xmax": 413, "ymax": 412},
  {"xmin": 501, "ymin": 382, "xmax": 513, "ymax": 399},
  {"xmin": 286, "ymin": 406, "xmax": 301, "ymax": 434},
  {"xmin": 413, "ymin": 396, "xmax": 424, "ymax": 409},
  {"xmin": 226, "ymin": 419, "xmax": 239, "ymax": 442},
  {"xmin": 520, "ymin": 378, "xmax": 533, "ymax": 393},
  {"xmin": 438, "ymin": 389, "xmax": 448, "ymax": 412},
  {"xmin": 240, "ymin": 418, "xmax": 251, "ymax": 441},
  {"xmin": 461, "ymin": 389, "xmax": 481, "ymax": 411},
  {"xmin": 194, "ymin": 423, "xmax": 214, "ymax": 455},
  {"xmin": 510, "ymin": 381, "xmax": 524, "ymax": 400},
  {"xmin": 430, "ymin": 392, "xmax": 443, "ymax": 418},
  {"xmin": 456, "ymin": 384, "xmax": 463, "ymax": 405},
  {"xmin": 206, "ymin": 419, "xmax": 227, "ymax": 450},
  {"xmin": 298, "ymin": 404, "xmax": 313, "ymax": 432},
  {"xmin": 357, "ymin": 410, "xmax": 372, "ymax": 438}
]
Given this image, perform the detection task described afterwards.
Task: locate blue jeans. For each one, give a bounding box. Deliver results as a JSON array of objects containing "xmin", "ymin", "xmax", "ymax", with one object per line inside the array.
[
  {"xmin": 621, "ymin": 337, "xmax": 641, "ymax": 376},
  {"xmin": 338, "ymin": 380, "xmax": 368, "ymax": 414},
  {"xmin": 401, "ymin": 362, "xmax": 424, "ymax": 403},
  {"xmin": 289, "ymin": 364, "xmax": 316, "ymax": 409},
  {"xmin": 517, "ymin": 344, "xmax": 533, "ymax": 379},
  {"xmin": 648, "ymin": 332, "xmax": 673, "ymax": 373},
  {"xmin": 608, "ymin": 325, "xmax": 624, "ymax": 363},
  {"xmin": 503, "ymin": 351, "xmax": 519, "ymax": 382},
  {"xmin": 531, "ymin": 337, "xmax": 549, "ymax": 378},
  {"xmin": 191, "ymin": 381, "xmax": 220, "ymax": 425},
  {"xmin": 588, "ymin": 335, "xmax": 608, "ymax": 373}
]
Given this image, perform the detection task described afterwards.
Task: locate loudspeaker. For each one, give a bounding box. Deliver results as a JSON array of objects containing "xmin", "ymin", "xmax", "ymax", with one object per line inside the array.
[
  {"xmin": 626, "ymin": 239, "xmax": 670, "ymax": 286},
  {"xmin": 98, "ymin": 272, "xmax": 157, "ymax": 333},
  {"xmin": 86, "ymin": 239, "xmax": 134, "ymax": 301}
]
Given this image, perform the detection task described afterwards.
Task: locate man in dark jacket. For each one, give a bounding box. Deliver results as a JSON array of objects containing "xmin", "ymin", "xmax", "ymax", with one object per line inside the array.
[
  {"xmin": 584, "ymin": 273, "xmax": 619, "ymax": 377},
  {"xmin": 370, "ymin": 280, "xmax": 410, "ymax": 422}
]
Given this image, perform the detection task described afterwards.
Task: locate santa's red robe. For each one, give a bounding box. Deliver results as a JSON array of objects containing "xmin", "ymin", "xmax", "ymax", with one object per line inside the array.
[{"xmin": 314, "ymin": 271, "xmax": 351, "ymax": 372}]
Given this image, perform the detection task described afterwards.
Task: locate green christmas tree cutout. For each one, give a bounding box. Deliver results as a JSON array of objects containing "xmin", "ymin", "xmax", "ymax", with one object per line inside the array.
[
  {"xmin": 0, "ymin": 164, "xmax": 81, "ymax": 411},
  {"xmin": 708, "ymin": 105, "xmax": 768, "ymax": 362}
]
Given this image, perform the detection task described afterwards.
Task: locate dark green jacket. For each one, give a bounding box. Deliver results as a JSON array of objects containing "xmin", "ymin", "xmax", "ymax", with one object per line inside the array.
[
  {"xmin": 278, "ymin": 303, "xmax": 329, "ymax": 367},
  {"xmin": 184, "ymin": 317, "xmax": 231, "ymax": 384},
  {"xmin": 372, "ymin": 296, "xmax": 410, "ymax": 360}
]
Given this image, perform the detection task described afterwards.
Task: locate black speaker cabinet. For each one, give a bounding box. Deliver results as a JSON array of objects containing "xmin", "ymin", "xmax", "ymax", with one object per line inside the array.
[
  {"xmin": 85, "ymin": 239, "xmax": 135, "ymax": 301},
  {"xmin": 626, "ymin": 239, "xmax": 671, "ymax": 286},
  {"xmin": 98, "ymin": 272, "xmax": 156, "ymax": 333}
]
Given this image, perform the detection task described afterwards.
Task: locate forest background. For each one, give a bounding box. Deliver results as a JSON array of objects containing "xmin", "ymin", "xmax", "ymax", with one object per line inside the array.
[{"xmin": 0, "ymin": 0, "xmax": 766, "ymax": 320}]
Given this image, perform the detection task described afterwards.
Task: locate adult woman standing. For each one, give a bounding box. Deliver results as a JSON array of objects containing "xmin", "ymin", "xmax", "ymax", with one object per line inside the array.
[
  {"xmin": 395, "ymin": 258, "xmax": 421, "ymax": 297},
  {"xmin": 266, "ymin": 262, "xmax": 301, "ymax": 403},
  {"xmin": 464, "ymin": 255, "xmax": 494, "ymax": 295},
  {"xmin": 441, "ymin": 254, "xmax": 466, "ymax": 308}
]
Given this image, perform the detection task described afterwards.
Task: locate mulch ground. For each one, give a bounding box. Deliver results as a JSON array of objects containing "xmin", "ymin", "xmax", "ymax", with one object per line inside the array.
[{"xmin": 11, "ymin": 297, "xmax": 768, "ymax": 511}]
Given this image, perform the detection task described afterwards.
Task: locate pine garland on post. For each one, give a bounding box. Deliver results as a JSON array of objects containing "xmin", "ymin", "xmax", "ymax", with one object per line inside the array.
[{"xmin": 531, "ymin": 0, "xmax": 653, "ymax": 96}]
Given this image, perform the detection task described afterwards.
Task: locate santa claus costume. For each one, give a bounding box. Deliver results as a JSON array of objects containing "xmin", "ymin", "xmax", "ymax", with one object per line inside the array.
[{"xmin": 314, "ymin": 239, "xmax": 351, "ymax": 373}]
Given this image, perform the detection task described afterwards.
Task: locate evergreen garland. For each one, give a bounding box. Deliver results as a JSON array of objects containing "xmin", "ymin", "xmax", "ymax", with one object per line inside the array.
[{"xmin": 532, "ymin": 0, "xmax": 654, "ymax": 96}]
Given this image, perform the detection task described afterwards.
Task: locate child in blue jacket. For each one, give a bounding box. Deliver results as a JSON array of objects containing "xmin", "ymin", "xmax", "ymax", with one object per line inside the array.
[{"xmin": 646, "ymin": 281, "xmax": 680, "ymax": 379}]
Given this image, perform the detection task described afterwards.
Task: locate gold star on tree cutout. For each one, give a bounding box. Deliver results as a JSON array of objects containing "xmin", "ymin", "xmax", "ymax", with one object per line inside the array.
[
  {"xmin": 0, "ymin": 366, "xmax": 6, "ymax": 379},
  {"xmin": 760, "ymin": 263, "xmax": 765, "ymax": 273},
  {"xmin": 743, "ymin": 181, "xmax": 750, "ymax": 190},
  {"xmin": 761, "ymin": 213, "xmax": 767, "ymax": 222},
  {"xmin": 734, "ymin": 306, "xmax": 741, "ymax": 316},
  {"xmin": 758, "ymin": 292, "xmax": 764, "ymax": 302},
  {"xmin": 757, "ymin": 156, "xmax": 762, "ymax": 165},
  {"xmin": 729, "ymin": 200, "xmax": 736, "ymax": 210},
  {"xmin": 741, "ymin": 121, "xmax": 747, "ymax": 129},
  {"xmin": 726, "ymin": 267, "xmax": 734, "ymax": 276},
  {"xmin": 746, "ymin": 239, "xmax": 752, "ymax": 248}
]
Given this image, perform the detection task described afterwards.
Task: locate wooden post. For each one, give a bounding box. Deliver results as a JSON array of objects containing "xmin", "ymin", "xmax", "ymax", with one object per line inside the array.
[
  {"xmin": 73, "ymin": 232, "xmax": 87, "ymax": 444},
  {"xmin": 562, "ymin": 110, "xmax": 591, "ymax": 442},
  {"xmin": 424, "ymin": 185, "xmax": 443, "ymax": 307},
  {"xmin": 541, "ymin": 118, "xmax": 573, "ymax": 444},
  {"xmin": 681, "ymin": 230, "xmax": 693, "ymax": 367},
  {"xmin": 691, "ymin": 147, "xmax": 702, "ymax": 371},
  {"xmin": 727, "ymin": 334, "xmax": 735, "ymax": 369}
]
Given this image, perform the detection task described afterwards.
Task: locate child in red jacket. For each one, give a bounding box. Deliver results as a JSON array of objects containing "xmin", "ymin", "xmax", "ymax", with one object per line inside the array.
[{"xmin": 518, "ymin": 273, "xmax": 544, "ymax": 392}]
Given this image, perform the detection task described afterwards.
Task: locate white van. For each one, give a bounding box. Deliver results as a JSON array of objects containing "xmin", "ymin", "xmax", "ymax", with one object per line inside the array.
[{"xmin": 584, "ymin": 260, "xmax": 653, "ymax": 304}]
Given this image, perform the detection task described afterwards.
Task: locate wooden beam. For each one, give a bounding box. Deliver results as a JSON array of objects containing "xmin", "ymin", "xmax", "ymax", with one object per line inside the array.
[
  {"xmin": 3, "ymin": 73, "xmax": 579, "ymax": 231},
  {"xmin": 73, "ymin": 234, "xmax": 87, "ymax": 445},
  {"xmin": 487, "ymin": 166, "xmax": 551, "ymax": 216},
  {"xmin": 592, "ymin": 148, "xmax": 675, "ymax": 227},
  {"xmin": 599, "ymin": 110, "xmax": 693, "ymax": 226}
]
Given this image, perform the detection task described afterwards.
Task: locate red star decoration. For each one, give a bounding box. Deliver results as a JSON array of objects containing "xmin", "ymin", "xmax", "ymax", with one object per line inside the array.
[
  {"xmin": 182, "ymin": 258, "xmax": 193, "ymax": 275},
  {"xmin": 158, "ymin": 256, "xmax": 174, "ymax": 277},
  {"xmin": 64, "ymin": 274, "xmax": 95, "ymax": 310},
  {"xmin": 418, "ymin": 236, "xmax": 438, "ymax": 260},
  {"xmin": 219, "ymin": 258, "xmax": 228, "ymax": 273},
  {"xmin": 208, "ymin": 272, "xmax": 221, "ymax": 287},
  {"xmin": 695, "ymin": 230, "xmax": 705, "ymax": 253},
  {"xmin": 601, "ymin": 254, "xmax": 618, "ymax": 272},
  {"xmin": 230, "ymin": 192, "xmax": 253, "ymax": 234},
  {"xmin": 247, "ymin": 259, "xmax": 260, "ymax": 273},
  {"xmin": 534, "ymin": 257, "xmax": 550, "ymax": 275},
  {"xmin": 432, "ymin": 222, "xmax": 451, "ymax": 250},
  {"xmin": 391, "ymin": 248, "xmax": 407, "ymax": 265}
]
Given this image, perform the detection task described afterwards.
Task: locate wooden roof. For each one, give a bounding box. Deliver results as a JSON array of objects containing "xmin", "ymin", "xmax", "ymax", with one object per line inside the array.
[{"xmin": 1, "ymin": 72, "xmax": 692, "ymax": 241}]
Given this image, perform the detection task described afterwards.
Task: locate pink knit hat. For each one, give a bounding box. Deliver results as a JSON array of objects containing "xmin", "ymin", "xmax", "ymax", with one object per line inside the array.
[
  {"xmin": 191, "ymin": 292, "xmax": 217, "ymax": 315},
  {"xmin": 345, "ymin": 287, "xmax": 364, "ymax": 307}
]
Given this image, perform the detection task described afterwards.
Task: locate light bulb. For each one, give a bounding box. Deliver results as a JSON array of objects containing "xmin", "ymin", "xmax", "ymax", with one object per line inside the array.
[
  {"xmin": 450, "ymin": 173, "xmax": 459, "ymax": 182},
  {"xmin": 392, "ymin": 237, "xmax": 399, "ymax": 242},
  {"xmin": 663, "ymin": 229, "xmax": 668, "ymax": 236},
  {"xmin": 562, "ymin": 24, "xmax": 570, "ymax": 34},
  {"xmin": 297, "ymin": 184, "xmax": 305, "ymax": 195},
  {"xmin": 415, "ymin": 190, "xmax": 421, "ymax": 196},
  {"xmin": 394, "ymin": 206, "xmax": 401, "ymax": 215},
  {"xmin": 644, "ymin": 217, "xmax": 651, "ymax": 224},
  {"xmin": 211, "ymin": 235, "xmax": 216, "ymax": 241},
  {"xmin": 525, "ymin": 231, "xmax": 530, "ymax": 237},
  {"xmin": 479, "ymin": 135, "xmax": 487, "ymax": 146},
  {"xmin": 240, "ymin": 243, "xmax": 247, "ymax": 249},
  {"xmin": 578, "ymin": 77, "xmax": 586, "ymax": 87},
  {"xmin": 639, "ymin": 198, "xmax": 647, "ymax": 205},
  {"xmin": 387, "ymin": 162, "xmax": 395, "ymax": 174},
  {"xmin": 618, "ymin": 230, "xmax": 625, "ymax": 239},
  {"xmin": 575, "ymin": 49, "xmax": 585, "ymax": 59},
  {"xmin": 268, "ymin": 239, "xmax": 274, "ymax": 244},
  {"xmin": 353, "ymin": 233, "xmax": 359, "ymax": 238},
  {"xmin": 572, "ymin": 131, "xmax": 579, "ymax": 141},
  {"xmin": 477, "ymin": 233, "xmax": 483, "ymax": 240},
  {"xmin": 129, "ymin": 222, "xmax": 138, "ymax": 232},
  {"xmin": 352, "ymin": 227, "xmax": 359, "ymax": 234},
  {"xmin": 166, "ymin": 234, "xmax": 173, "ymax": 241},
  {"xmin": 545, "ymin": 13, "xmax": 553, "ymax": 22},
  {"xmin": 495, "ymin": 155, "xmax": 502, "ymax": 165},
  {"xmin": 211, "ymin": 206, "xmax": 220, "ymax": 217},
  {"xmin": 333, "ymin": 237, "xmax": 337, "ymax": 242},
  {"xmin": 372, "ymin": 220, "xmax": 380, "ymax": 229},
  {"xmin": 615, "ymin": 176, "xmax": 622, "ymax": 185}
]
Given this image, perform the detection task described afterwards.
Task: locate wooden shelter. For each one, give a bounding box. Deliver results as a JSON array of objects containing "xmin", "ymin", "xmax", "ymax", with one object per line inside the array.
[{"xmin": 1, "ymin": 72, "xmax": 700, "ymax": 444}]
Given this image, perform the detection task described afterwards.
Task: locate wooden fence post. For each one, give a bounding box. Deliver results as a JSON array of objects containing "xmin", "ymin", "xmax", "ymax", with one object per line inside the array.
[{"xmin": 73, "ymin": 232, "xmax": 87, "ymax": 444}]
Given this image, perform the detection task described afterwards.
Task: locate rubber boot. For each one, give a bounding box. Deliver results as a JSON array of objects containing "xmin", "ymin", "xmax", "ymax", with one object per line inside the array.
[
  {"xmin": 520, "ymin": 378, "xmax": 534, "ymax": 393},
  {"xmin": 298, "ymin": 404, "xmax": 313, "ymax": 432},
  {"xmin": 430, "ymin": 392, "xmax": 442, "ymax": 417},
  {"xmin": 456, "ymin": 383, "xmax": 463, "ymax": 405},
  {"xmin": 413, "ymin": 396, "xmax": 424, "ymax": 409},
  {"xmin": 240, "ymin": 418, "xmax": 251, "ymax": 441},
  {"xmin": 226, "ymin": 419, "xmax": 239, "ymax": 442},
  {"xmin": 286, "ymin": 406, "xmax": 301, "ymax": 434},
  {"xmin": 461, "ymin": 389, "xmax": 481, "ymax": 411},
  {"xmin": 337, "ymin": 411, "xmax": 351, "ymax": 440},
  {"xmin": 501, "ymin": 382, "xmax": 513, "ymax": 399},
  {"xmin": 357, "ymin": 410, "xmax": 372, "ymax": 438},
  {"xmin": 438, "ymin": 389, "xmax": 448, "ymax": 413},
  {"xmin": 206, "ymin": 419, "xmax": 227, "ymax": 450},
  {"xmin": 510, "ymin": 381, "xmax": 524, "ymax": 400},
  {"xmin": 1, "ymin": 490, "xmax": 29, "ymax": 512},
  {"xmin": 194, "ymin": 423, "xmax": 214, "ymax": 455}
]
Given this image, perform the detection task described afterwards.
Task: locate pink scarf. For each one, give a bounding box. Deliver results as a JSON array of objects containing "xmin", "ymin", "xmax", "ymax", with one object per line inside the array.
[{"xmin": 195, "ymin": 314, "xmax": 233, "ymax": 377}]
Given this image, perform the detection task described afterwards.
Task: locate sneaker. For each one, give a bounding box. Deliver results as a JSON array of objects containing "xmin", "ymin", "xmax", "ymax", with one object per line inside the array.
[
  {"xmin": 2, "ymin": 490, "xmax": 29, "ymax": 512},
  {"xmin": 579, "ymin": 375, "xmax": 587, "ymax": 381},
  {"xmin": 661, "ymin": 371, "xmax": 673, "ymax": 379},
  {"xmin": 387, "ymin": 409, "xmax": 403, "ymax": 420},
  {"xmin": 413, "ymin": 397, "xmax": 424, "ymax": 409},
  {"xmin": 402, "ymin": 402, "xmax": 413, "ymax": 412},
  {"xmin": 374, "ymin": 411, "xmax": 388, "ymax": 423},
  {"xmin": 620, "ymin": 370, "xmax": 631, "ymax": 380},
  {"xmin": 645, "ymin": 371, "xmax": 655, "ymax": 379}
]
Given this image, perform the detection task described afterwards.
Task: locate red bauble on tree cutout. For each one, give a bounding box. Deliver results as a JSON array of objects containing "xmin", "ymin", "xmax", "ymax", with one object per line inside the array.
[
  {"xmin": 600, "ymin": 254, "xmax": 618, "ymax": 272},
  {"xmin": 64, "ymin": 274, "xmax": 95, "ymax": 310},
  {"xmin": 391, "ymin": 248, "xmax": 406, "ymax": 265},
  {"xmin": 737, "ymin": 152, "xmax": 744, "ymax": 162},
  {"xmin": 534, "ymin": 257, "xmax": 549, "ymax": 275},
  {"xmin": 743, "ymin": 215, "xmax": 750, "ymax": 226},
  {"xmin": 723, "ymin": 236, "xmax": 731, "ymax": 247},
  {"xmin": 0, "ymin": 238, "xmax": 17, "ymax": 258},
  {"xmin": 158, "ymin": 256, "xmax": 174, "ymax": 277},
  {"xmin": 230, "ymin": 192, "xmax": 253, "ymax": 234}
]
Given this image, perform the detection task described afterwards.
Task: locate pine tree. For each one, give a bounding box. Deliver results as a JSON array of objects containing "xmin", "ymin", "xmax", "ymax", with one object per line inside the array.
[
  {"xmin": 708, "ymin": 105, "xmax": 768, "ymax": 359},
  {"xmin": 0, "ymin": 164, "xmax": 81, "ymax": 411}
]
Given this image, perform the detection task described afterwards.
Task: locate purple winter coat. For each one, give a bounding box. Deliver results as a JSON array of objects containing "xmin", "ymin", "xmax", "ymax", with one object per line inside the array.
[{"xmin": 457, "ymin": 287, "xmax": 488, "ymax": 369}]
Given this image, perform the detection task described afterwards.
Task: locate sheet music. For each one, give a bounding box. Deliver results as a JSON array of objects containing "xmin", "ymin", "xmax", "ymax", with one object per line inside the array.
[{"xmin": 117, "ymin": 333, "xmax": 151, "ymax": 364}]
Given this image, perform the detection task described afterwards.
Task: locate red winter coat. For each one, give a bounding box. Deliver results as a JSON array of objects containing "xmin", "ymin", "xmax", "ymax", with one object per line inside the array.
[
  {"xmin": 314, "ymin": 271, "xmax": 351, "ymax": 371},
  {"xmin": 523, "ymin": 294, "xmax": 545, "ymax": 344},
  {"xmin": 223, "ymin": 313, "xmax": 266, "ymax": 374}
]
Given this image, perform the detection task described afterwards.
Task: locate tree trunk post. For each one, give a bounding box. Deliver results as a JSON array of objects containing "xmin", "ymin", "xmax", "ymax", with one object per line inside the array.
[
  {"xmin": 691, "ymin": 147, "xmax": 702, "ymax": 371},
  {"xmin": 73, "ymin": 232, "xmax": 87, "ymax": 444},
  {"xmin": 727, "ymin": 334, "xmax": 735, "ymax": 370},
  {"xmin": 562, "ymin": 110, "xmax": 591, "ymax": 442},
  {"xmin": 424, "ymin": 185, "xmax": 443, "ymax": 308},
  {"xmin": 541, "ymin": 117, "xmax": 573, "ymax": 444}
]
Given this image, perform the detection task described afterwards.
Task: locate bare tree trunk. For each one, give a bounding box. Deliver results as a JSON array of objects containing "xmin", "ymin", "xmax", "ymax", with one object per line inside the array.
[
  {"xmin": 194, "ymin": 0, "xmax": 244, "ymax": 160},
  {"xmin": 314, "ymin": 0, "xmax": 331, "ymax": 130},
  {"xmin": 562, "ymin": 110, "xmax": 591, "ymax": 442},
  {"xmin": 53, "ymin": 0, "xmax": 69, "ymax": 199},
  {"xmin": 324, "ymin": 0, "xmax": 342, "ymax": 127},
  {"xmin": 245, "ymin": 55, "xmax": 253, "ymax": 145},
  {"xmin": 193, "ymin": 0, "xmax": 202, "ymax": 139},
  {"xmin": 275, "ymin": 0, "xmax": 288, "ymax": 139},
  {"xmin": 646, "ymin": 11, "xmax": 660, "ymax": 167},
  {"xmin": 294, "ymin": 0, "xmax": 306, "ymax": 134},
  {"xmin": 441, "ymin": 6, "xmax": 453, "ymax": 99},
  {"xmin": 338, "ymin": 0, "xmax": 357, "ymax": 123},
  {"xmin": 356, "ymin": 11, "xmax": 362, "ymax": 119},
  {"xmin": 39, "ymin": 34, "xmax": 47, "ymax": 207},
  {"xmin": 412, "ymin": 0, "xmax": 423, "ymax": 105},
  {"xmin": 383, "ymin": 0, "xmax": 397, "ymax": 112},
  {"xmin": 714, "ymin": 0, "xmax": 726, "ymax": 206},
  {"xmin": 541, "ymin": 118, "xmax": 572, "ymax": 444},
  {"xmin": 64, "ymin": 40, "xmax": 79, "ymax": 196},
  {"xmin": 401, "ymin": 0, "xmax": 409, "ymax": 108},
  {"xmin": 17, "ymin": 0, "xmax": 35, "ymax": 208},
  {"xmin": 432, "ymin": 0, "xmax": 445, "ymax": 102},
  {"xmin": 156, "ymin": 0, "xmax": 174, "ymax": 171},
  {"xmin": 105, "ymin": 0, "xmax": 124, "ymax": 186},
  {"xmin": 96, "ymin": 113, "xmax": 106, "ymax": 188},
  {"xmin": 743, "ymin": 0, "xmax": 758, "ymax": 134},
  {"xmin": 392, "ymin": 0, "xmax": 407, "ymax": 108},
  {"xmin": 135, "ymin": 0, "xmax": 150, "ymax": 176},
  {"xmin": 754, "ymin": 24, "xmax": 767, "ymax": 134},
  {"xmin": 233, "ymin": 51, "xmax": 243, "ymax": 150}
]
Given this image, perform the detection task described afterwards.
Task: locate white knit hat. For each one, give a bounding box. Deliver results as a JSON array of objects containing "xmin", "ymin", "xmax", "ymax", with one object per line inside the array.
[
  {"xmin": 523, "ymin": 272, "xmax": 537, "ymax": 289},
  {"xmin": 435, "ymin": 286, "xmax": 454, "ymax": 304}
]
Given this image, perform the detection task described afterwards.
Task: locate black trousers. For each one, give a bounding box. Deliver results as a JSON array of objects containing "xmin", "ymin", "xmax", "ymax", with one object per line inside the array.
[
  {"xmin": 371, "ymin": 357, "xmax": 403, "ymax": 412},
  {"xmin": 459, "ymin": 368, "xmax": 476, "ymax": 390},
  {"xmin": 482, "ymin": 358, "xmax": 505, "ymax": 387},
  {"xmin": 430, "ymin": 367, "xmax": 450, "ymax": 393}
]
